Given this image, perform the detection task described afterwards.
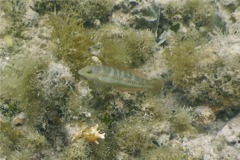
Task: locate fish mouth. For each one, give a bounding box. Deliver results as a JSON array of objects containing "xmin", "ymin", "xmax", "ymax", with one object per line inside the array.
[{"xmin": 78, "ymin": 66, "xmax": 93, "ymax": 76}]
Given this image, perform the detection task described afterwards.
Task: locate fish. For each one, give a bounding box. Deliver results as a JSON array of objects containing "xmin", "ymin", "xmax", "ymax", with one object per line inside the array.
[{"xmin": 78, "ymin": 65, "xmax": 162, "ymax": 92}]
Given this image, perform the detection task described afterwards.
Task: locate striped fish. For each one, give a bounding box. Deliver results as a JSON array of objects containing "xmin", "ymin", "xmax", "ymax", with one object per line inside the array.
[{"xmin": 78, "ymin": 65, "xmax": 162, "ymax": 92}]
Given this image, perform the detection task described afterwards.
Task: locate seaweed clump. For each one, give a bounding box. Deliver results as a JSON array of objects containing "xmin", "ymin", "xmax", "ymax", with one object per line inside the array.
[
  {"xmin": 111, "ymin": 96, "xmax": 196, "ymax": 158},
  {"xmin": 0, "ymin": 121, "xmax": 48, "ymax": 159},
  {"xmin": 143, "ymin": 145, "xmax": 190, "ymax": 160},
  {"xmin": 77, "ymin": 0, "xmax": 114, "ymax": 25},
  {"xmin": 49, "ymin": 17, "xmax": 156, "ymax": 77},
  {"xmin": 34, "ymin": 0, "xmax": 114, "ymax": 25},
  {"xmin": 169, "ymin": 107, "xmax": 197, "ymax": 136},
  {"xmin": 114, "ymin": 117, "xmax": 153, "ymax": 157},
  {"xmin": 0, "ymin": 0, "xmax": 27, "ymax": 38},
  {"xmin": 0, "ymin": 54, "xmax": 50, "ymax": 123},
  {"xmin": 163, "ymin": 31, "xmax": 205, "ymax": 90},
  {"xmin": 63, "ymin": 139, "xmax": 90, "ymax": 160},
  {"xmin": 95, "ymin": 24, "xmax": 156, "ymax": 68},
  {"xmin": 163, "ymin": 28, "xmax": 240, "ymax": 109},
  {"xmin": 49, "ymin": 14, "xmax": 94, "ymax": 77}
]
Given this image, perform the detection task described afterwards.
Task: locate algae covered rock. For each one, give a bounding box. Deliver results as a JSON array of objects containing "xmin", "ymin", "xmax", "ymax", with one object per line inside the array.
[
  {"xmin": 95, "ymin": 24, "xmax": 156, "ymax": 67},
  {"xmin": 37, "ymin": 62, "xmax": 74, "ymax": 106},
  {"xmin": 183, "ymin": 134, "xmax": 240, "ymax": 160},
  {"xmin": 188, "ymin": 32, "xmax": 240, "ymax": 109},
  {"xmin": 163, "ymin": 28, "xmax": 240, "ymax": 110},
  {"xmin": 218, "ymin": 114, "xmax": 240, "ymax": 147},
  {"xmin": 112, "ymin": 0, "xmax": 160, "ymax": 32}
]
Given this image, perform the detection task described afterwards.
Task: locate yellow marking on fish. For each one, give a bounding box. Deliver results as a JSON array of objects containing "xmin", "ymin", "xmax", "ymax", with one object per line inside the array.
[{"xmin": 78, "ymin": 65, "xmax": 162, "ymax": 92}]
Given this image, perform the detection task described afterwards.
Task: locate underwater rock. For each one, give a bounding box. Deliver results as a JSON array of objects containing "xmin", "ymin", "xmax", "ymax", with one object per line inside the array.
[
  {"xmin": 232, "ymin": 6, "xmax": 240, "ymax": 23},
  {"xmin": 183, "ymin": 134, "xmax": 240, "ymax": 159},
  {"xmin": 220, "ymin": 0, "xmax": 240, "ymax": 11},
  {"xmin": 24, "ymin": 6, "xmax": 39, "ymax": 27},
  {"xmin": 149, "ymin": 121, "xmax": 171, "ymax": 146},
  {"xmin": 131, "ymin": 0, "xmax": 160, "ymax": 32},
  {"xmin": 218, "ymin": 114, "xmax": 240, "ymax": 148},
  {"xmin": 216, "ymin": 0, "xmax": 240, "ymax": 27},
  {"xmin": 173, "ymin": 30, "xmax": 240, "ymax": 109},
  {"xmin": 112, "ymin": 0, "xmax": 160, "ymax": 32},
  {"xmin": 116, "ymin": 151, "xmax": 134, "ymax": 160},
  {"xmin": 221, "ymin": 145, "xmax": 240, "ymax": 159}
]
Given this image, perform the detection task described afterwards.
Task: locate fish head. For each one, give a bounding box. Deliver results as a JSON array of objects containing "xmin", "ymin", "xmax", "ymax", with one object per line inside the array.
[{"xmin": 78, "ymin": 65, "xmax": 99, "ymax": 80}]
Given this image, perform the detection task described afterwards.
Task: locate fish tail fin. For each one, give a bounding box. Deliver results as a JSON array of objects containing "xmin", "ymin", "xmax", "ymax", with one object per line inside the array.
[{"xmin": 149, "ymin": 78, "xmax": 164, "ymax": 93}]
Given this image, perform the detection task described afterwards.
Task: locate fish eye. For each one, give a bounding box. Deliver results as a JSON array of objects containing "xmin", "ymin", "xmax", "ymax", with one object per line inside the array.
[{"xmin": 87, "ymin": 69, "xmax": 92, "ymax": 74}]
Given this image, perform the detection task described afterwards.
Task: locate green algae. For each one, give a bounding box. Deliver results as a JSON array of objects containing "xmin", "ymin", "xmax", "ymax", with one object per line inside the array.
[
  {"xmin": 34, "ymin": 0, "xmax": 114, "ymax": 25},
  {"xmin": 63, "ymin": 139, "xmax": 90, "ymax": 160},
  {"xmin": 163, "ymin": 29, "xmax": 240, "ymax": 108},
  {"xmin": 170, "ymin": 107, "xmax": 197, "ymax": 136},
  {"xmin": 143, "ymin": 145, "xmax": 194, "ymax": 160},
  {"xmin": 0, "ymin": 54, "xmax": 50, "ymax": 124},
  {"xmin": 162, "ymin": 31, "xmax": 205, "ymax": 90},
  {"xmin": 95, "ymin": 24, "xmax": 156, "ymax": 68},
  {"xmin": 0, "ymin": 121, "xmax": 49, "ymax": 159},
  {"xmin": 163, "ymin": 0, "xmax": 217, "ymax": 33},
  {"xmin": 49, "ymin": 14, "xmax": 94, "ymax": 78},
  {"xmin": 49, "ymin": 16, "xmax": 156, "ymax": 78}
]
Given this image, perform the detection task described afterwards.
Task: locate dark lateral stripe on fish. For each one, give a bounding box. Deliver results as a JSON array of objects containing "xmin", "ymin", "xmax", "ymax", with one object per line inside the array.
[{"xmin": 78, "ymin": 65, "xmax": 157, "ymax": 90}]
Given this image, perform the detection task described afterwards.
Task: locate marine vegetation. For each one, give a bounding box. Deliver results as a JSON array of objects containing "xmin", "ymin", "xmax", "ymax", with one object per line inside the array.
[
  {"xmin": 63, "ymin": 139, "xmax": 90, "ymax": 160},
  {"xmin": 163, "ymin": 29, "xmax": 240, "ymax": 109},
  {"xmin": 163, "ymin": 31, "xmax": 205, "ymax": 90},
  {"xmin": 0, "ymin": 121, "xmax": 48, "ymax": 159},
  {"xmin": 0, "ymin": 0, "xmax": 27, "ymax": 36},
  {"xmin": 143, "ymin": 145, "xmax": 191, "ymax": 160},
  {"xmin": 0, "ymin": 53, "xmax": 50, "ymax": 124},
  {"xmin": 162, "ymin": 0, "xmax": 221, "ymax": 33},
  {"xmin": 49, "ymin": 15, "xmax": 157, "ymax": 78},
  {"xmin": 34, "ymin": 0, "xmax": 114, "ymax": 25},
  {"xmin": 95, "ymin": 24, "xmax": 156, "ymax": 68},
  {"xmin": 76, "ymin": 0, "xmax": 114, "ymax": 25},
  {"xmin": 49, "ymin": 14, "xmax": 94, "ymax": 77}
]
